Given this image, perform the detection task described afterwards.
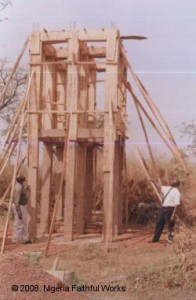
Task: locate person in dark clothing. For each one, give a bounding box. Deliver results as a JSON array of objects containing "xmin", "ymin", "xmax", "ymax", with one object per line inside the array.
[{"xmin": 12, "ymin": 175, "xmax": 32, "ymax": 244}]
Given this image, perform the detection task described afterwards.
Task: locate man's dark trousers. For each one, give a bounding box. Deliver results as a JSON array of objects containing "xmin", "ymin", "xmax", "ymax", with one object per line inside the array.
[{"xmin": 153, "ymin": 206, "xmax": 175, "ymax": 241}]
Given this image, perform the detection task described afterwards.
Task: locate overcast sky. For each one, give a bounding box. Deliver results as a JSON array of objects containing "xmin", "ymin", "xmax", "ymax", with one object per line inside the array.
[{"xmin": 0, "ymin": 0, "xmax": 196, "ymax": 155}]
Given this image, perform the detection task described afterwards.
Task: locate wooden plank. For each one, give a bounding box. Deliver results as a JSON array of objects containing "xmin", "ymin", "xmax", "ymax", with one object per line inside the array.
[
  {"xmin": 41, "ymin": 30, "xmax": 70, "ymax": 43},
  {"xmin": 123, "ymin": 146, "xmax": 129, "ymax": 227},
  {"xmin": 78, "ymin": 128, "xmax": 103, "ymax": 139},
  {"xmin": 30, "ymin": 32, "xmax": 41, "ymax": 54},
  {"xmin": 40, "ymin": 144, "xmax": 53, "ymax": 235},
  {"xmin": 75, "ymin": 145, "xmax": 87, "ymax": 234},
  {"xmin": 27, "ymin": 35, "xmax": 42, "ymax": 240},
  {"xmin": 103, "ymin": 30, "xmax": 120, "ymax": 250},
  {"xmin": 55, "ymin": 147, "xmax": 64, "ymax": 219},
  {"xmin": 41, "ymin": 50, "xmax": 57, "ymax": 130},
  {"xmin": 64, "ymin": 29, "xmax": 79, "ymax": 241},
  {"xmin": 106, "ymin": 29, "xmax": 119, "ymax": 61},
  {"xmin": 78, "ymin": 29, "xmax": 107, "ymax": 41},
  {"xmin": 1, "ymin": 112, "xmax": 26, "ymax": 254},
  {"xmin": 56, "ymin": 70, "xmax": 66, "ymax": 129},
  {"xmin": 87, "ymin": 46, "xmax": 106, "ymax": 58},
  {"xmin": 75, "ymin": 49, "xmax": 88, "ymax": 234},
  {"xmin": 45, "ymin": 113, "xmax": 71, "ymax": 256},
  {"xmin": 56, "ymin": 46, "xmax": 106, "ymax": 59},
  {"xmin": 55, "ymin": 48, "xmax": 68, "ymax": 59},
  {"xmin": 39, "ymin": 128, "xmax": 103, "ymax": 139},
  {"xmin": 88, "ymin": 66, "xmax": 96, "ymax": 123},
  {"xmin": 85, "ymin": 147, "xmax": 94, "ymax": 224},
  {"xmin": 39, "ymin": 129, "xmax": 65, "ymax": 138}
]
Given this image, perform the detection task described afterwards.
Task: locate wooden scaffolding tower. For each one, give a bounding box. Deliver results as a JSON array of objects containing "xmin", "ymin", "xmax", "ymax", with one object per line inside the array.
[
  {"xmin": 1, "ymin": 28, "xmax": 195, "ymax": 254},
  {"xmin": 27, "ymin": 28, "xmax": 127, "ymax": 244}
]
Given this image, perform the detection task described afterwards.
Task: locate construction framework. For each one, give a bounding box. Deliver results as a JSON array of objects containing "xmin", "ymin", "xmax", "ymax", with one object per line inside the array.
[
  {"xmin": 27, "ymin": 28, "xmax": 128, "ymax": 245},
  {"xmin": 0, "ymin": 28, "xmax": 195, "ymax": 254}
]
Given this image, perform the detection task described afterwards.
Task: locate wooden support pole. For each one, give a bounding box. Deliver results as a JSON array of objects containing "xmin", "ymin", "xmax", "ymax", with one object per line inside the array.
[
  {"xmin": 40, "ymin": 49, "xmax": 57, "ymax": 234},
  {"xmin": 0, "ymin": 157, "xmax": 26, "ymax": 205},
  {"xmin": 136, "ymin": 146, "xmax": 162, "ymax": 202},
  {"xmin": 75, "ymin": 144, "xmax": 87, "ymax": 234},
  {"xmin": 85, "ymin": 146, "xmax": 94, "ymax": 224},
  {"xmin": 27, "ymin": 33, "xmax": 42, "ymax": 240},
  {"xmin": 121, "ymin": 47, "xmax": 193, "ymax": 180},
  {"xmin": 133, "ymin": 95, "xmax": 159, "ymax": 181},
  {"xmin": 118, "ymin": 140, "xmax": 124, "ymax": 230},
  {"xmin": 0, "ymin": 37, "xmax": 29, "ymax": 106},
  {"xmin": 103, "ymin": 29, "xmax": 120, "ymax": 250},
  {"xmin": 125, "ymin": 82, "xmax": 190, "ymax": 174},
  {"xmin": 0, "ymin": 113, "xmax": 26, "ymax": 254},
  {"xmin": 0, "ymin": 72, "xmax": 34, "ymax": 174},
  {"xmin": 113, "ymin": 141, "xmax": 120, "ymax": 236},
  {"xmin": 64, "ymin": 29, "xmax": 79, "ymax": 241},
  {"xmin": 0, "ymin": 97, "xmax": 25, "ymax": 155},
  {"xmin": 123, "ymin": 146, "xmax": 129, "ymax": 226},
  {"xmin": 126, "ymin": 125, "xmax": 162, "ymax": 203},
  {"xmin": 44, "ymin": 113, "xmax": 71, "ymax": 256},
  {"xmin": 40, "ymin": 144, "xmax": 53, "ymax": 235},
  {"xmin": 121, "ymin": 46, "xmax": 176, "ymax": 143},
  {"xmin": 55, "ymin": 147, "xmax": 64, "ymax": 220}
]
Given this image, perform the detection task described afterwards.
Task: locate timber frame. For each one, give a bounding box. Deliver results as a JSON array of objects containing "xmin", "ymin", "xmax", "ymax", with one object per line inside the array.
[
  {"xmin": 28, "ymin": 28, "xmax": 128, "ymax": 245},
  {"xmin": 1, "ymin": 28, "xmax": 194, "ymax": 255}
]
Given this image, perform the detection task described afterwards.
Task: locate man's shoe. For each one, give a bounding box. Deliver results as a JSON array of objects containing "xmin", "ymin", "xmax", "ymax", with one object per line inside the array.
[
  {"xmin": 23, "ymin": 240, "xmax": 32, "ymax": 244},
  {"xmin": 148, "ymin": 239, "xmax": 159, "ymax": 243},
  {"xmin": 168, "ymin": 237, "xmax": 174, "ymax": 244}
]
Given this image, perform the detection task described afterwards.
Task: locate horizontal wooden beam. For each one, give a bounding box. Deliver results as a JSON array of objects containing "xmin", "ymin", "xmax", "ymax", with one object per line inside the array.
[
  {"xmin": 78, "ymin": 29, "xmax": 107, "ymax": 41},
  {"xmin": 39, "ymin": 128, "xmax": 104, "ymax": 140},
  {"xmin": 55, "ymin": 46, "xmax": 106, "ymax": 59},
  {"xmin": 41, "ymin": 31, "xmax": 70, "ymax": 44},
  {"xmin": 87, "ymin": 46, "xmax": 106, "ymax": 58},
  {"xmin": 41, "ymin": 29, "xmax": 108, "ymax": 44},
  {"xmin": 78, "ymin": 128, "xmax": 104, "ymax": 139}
]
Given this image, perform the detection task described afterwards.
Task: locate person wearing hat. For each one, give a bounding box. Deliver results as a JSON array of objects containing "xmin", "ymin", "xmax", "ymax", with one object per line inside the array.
[
  {"xmin": 12, "ymin": 175, "xmax": 31, "ymax": 244},
  {"xmin": 151, "ymin": 179, "xmax": 181, "ymax": 243}
]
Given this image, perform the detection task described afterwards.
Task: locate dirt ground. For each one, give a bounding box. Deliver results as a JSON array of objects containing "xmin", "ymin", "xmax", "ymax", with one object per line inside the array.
[{"xmin": 0, "ymin": 218, "xmax": 196, "ymax": 300}]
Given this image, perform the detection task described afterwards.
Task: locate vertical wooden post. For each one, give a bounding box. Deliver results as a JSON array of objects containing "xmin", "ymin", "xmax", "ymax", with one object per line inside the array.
[
  {"xmin": 40, "ymin": 144, "xmax": 53, "ymax": 235},
  {"xmin": 88, "ymin": 67, "xmax": 96, "ymax": 123},
  {"xmin": 75, "ymin": 144, "xmax": 87, "ymax": 234},
  {"xmin": 64, "ymin": 29, "xmax": 79, "ymax": 241},
  {"xmin": 118, "ymin": 139, "xmax": 124, "ymax": 230},
  {"xmin": 40, "ymin": 53, "xmax": 56, "ymax": 235},
  {"xmin": 55, "ymin": 147, "xmax": 64, "ymax": 219},
  {"xmin": 27, "ymin": 32, "xmax": 42, "ymax": 240},
  {"xmin": 75, "ymin": 54, "xmax": 88, "ymax": 235},
  {"xmin": 55, "ymin": 70, "xmax": 67, "ymax": 219},
  {"xmin": 85, "ymin": 146, "xmax": 94, "ymax": 224},
  {"xmin": 103, "ymin": 29, "xmax": 119, "ymax": 246}
]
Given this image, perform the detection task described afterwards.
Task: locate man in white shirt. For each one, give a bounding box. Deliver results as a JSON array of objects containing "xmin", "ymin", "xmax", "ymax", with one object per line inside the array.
[{"xmin": 152, "ymin": 179, "xmax": 181, "ymax": 243}]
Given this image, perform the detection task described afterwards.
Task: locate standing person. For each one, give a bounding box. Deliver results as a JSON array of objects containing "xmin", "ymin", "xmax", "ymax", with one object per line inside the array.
[
  {"xmin": 12, "ymin": 175, "xmax": 32, "ymax": 244},
  {"xmin": 151, "ymin": 179, "xmax": 181, "ymax": 243}
]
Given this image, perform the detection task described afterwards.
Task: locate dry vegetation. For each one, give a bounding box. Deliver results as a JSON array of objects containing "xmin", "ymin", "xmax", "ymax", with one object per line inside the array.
[{"xmin": 0, "ymin": 155, "xmax": 196, "ymax": 299}]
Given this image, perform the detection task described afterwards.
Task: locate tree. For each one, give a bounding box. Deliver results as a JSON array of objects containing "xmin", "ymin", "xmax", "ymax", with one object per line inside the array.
[
  {"xmin": 0, "ymin": 57, "xmax": 28, "ymax": 134},
  {"xmin": 0, "ymin": 1, "xmax": 11, "ymax": 22},
  {"xmin": 178, "ymin": 120, "xmax": 196, "ymax": 158}
]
